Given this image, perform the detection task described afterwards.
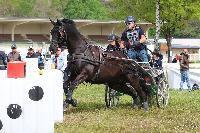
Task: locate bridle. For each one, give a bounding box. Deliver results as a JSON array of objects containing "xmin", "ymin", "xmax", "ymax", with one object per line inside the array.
[{"xmin": 51, "ymin": 24, "xmax": 67, "ymax": 48}]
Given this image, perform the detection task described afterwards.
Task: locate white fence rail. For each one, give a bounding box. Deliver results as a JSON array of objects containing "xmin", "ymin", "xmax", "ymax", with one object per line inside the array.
[
  {"xmin": 189, "ymin": 54, "xmax": 200, "ymax": 62},
  {"xmin": 165, "ymin": 63, "xmax": 200, "ymax": 89}
]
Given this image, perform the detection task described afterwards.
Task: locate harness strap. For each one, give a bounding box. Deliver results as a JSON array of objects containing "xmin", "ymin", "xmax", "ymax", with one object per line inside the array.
[{"xmin": 68, "ymin": 53, "xmax": 102, "ymax": 66}]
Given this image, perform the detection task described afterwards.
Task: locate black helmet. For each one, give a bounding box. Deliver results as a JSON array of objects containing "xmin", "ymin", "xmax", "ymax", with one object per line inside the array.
[
  {"xmin": 11, "ymin": 43, "xmax": 17, "ymax": 49},
  {"xmin": 108, "ymin": 34, "xmax": 117, "ymax": 41},
  {"xmin": 125, "ymin": 16, "xmax": 136, "ymax": 24},
  {"xmin": 28, "ymin": 45, "xmax": 34, "ymax": 50}
]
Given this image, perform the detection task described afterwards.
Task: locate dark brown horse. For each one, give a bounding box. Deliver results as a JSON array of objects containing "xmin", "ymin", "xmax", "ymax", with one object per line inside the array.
[{"xmin": 50, "ymin": 19, "xmax": 149, "ymax": 111}]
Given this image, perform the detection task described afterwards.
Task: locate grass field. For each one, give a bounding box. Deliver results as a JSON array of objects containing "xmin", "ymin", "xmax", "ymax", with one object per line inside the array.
[{"xmin": 55, "ymin": 84, "xmax": 200, "ymax": 133}]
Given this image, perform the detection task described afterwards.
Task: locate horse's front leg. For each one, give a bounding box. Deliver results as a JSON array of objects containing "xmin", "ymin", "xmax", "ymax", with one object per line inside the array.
[
  {"xmin": 127, "ymin": 73, "xmax": 149, "ymax": 111},
  {"xmin": 65, "ymin": 70, "xmax": 88, "ymax": 108},
  {"xmin": 63, "ymin": 67, "xmax": 72, "ymax": 110},
  {"xmin": 63, "ymin": 66, "xmax": 73, "ymax": 97}
]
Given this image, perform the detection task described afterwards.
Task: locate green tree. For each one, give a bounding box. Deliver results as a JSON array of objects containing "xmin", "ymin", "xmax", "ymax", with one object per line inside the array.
[
  {"xmin": 63, "ymin": 0, "xmax": 109, "ymax": 19},
  {"xmin": 110, "ymin": 0, "xmax": 155, "ymax": 22},
  {"xmin": 0, "ymin": 0, "xmax": 109, "ymax": 18},
  {"xmin": 0, "ymin": 0, "xmax": 35, "ymax": 17},
  {"xmin": 16, "ymin": 0, "xmax": 35, "ymax": 16},
  {"xmin": 51, "ymin": 0, "xmax": 68, "ymax": 17},
  {"xmin": 173, "ymin": 19, "xmax": 200, "ymax": 38},
  {"xmin": 0, "ymin": 0, "xmax": 62, "ymax": 17},
  {"xmin": 110, "ymin": 0, "xmax": 200, "ymax": 62},
  {"xmin": 33, "ymin": 0, "xmax": 52, "ymax": 17},
  {"xmin": 160, "ymin": 0, "xmax": 200, "ymax": 62}
]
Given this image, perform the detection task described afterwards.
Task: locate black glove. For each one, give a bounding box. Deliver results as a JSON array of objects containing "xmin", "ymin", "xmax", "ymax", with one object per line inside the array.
[
  {"xmin": 121, "ymin": 48, "xmax": 127, "ymax": 55},
  {"xmin": 133, "ymin": 41, "xmax": 141, "ymax": 50},
  {"xmin": 133, "ymin": 41, "xmax": 140, "ymax": 46}
]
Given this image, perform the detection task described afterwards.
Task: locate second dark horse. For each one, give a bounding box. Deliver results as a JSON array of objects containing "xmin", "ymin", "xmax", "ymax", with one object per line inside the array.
[{"xmin": 50, "ymin": 19, "xmax": 149, "ymax": 111}]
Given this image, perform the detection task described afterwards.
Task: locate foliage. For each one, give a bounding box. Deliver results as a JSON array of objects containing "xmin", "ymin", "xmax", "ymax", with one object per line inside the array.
[
  {"xmin": 159, "ymin": 0, "xmax": 200, "ymax": 62},
  {"xmin": 63, "ymin": 0, "xmax": 109, "ymax": 19},
  {"xmin": 16, "ymin": 0, "xmax": 35, "ymax": 16},
  {"xmin": 0, "ymin": 0, "xmax": 109, "ymax": 19},
  {"xmin": 55, "ymin": 84, "xmax": 200, "ymax": 132},
  {"xmin": 149, "ymin": 18, "xmax": 200, "ymax": 39},
  {"xmin": 148, "ymin": 28, "xmax": 156, "ymax": 38},
  {"xmin": 110, "ymin": 0, "xmax": 200, "ymax": 62},
  {"xmin": 159, "ymin": 0, "xmax": 200, "ymax": 37},
  {"xmin": 0, "ymin": 0, "xmax": 35, "ymax": 17},
  {"xmin": 110, "ymin": 0, "xmax": 155, "ymax": 22},
  {"xmin": 111, "ymin": 0, "xmax": 200, "ymax": 37},
  {"xmin": 173, "ymin": 19, "xmax": 200, "ymax": 38}
]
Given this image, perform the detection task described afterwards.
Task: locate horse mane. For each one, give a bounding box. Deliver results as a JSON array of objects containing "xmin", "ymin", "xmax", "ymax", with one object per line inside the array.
[
  {"xmin": 61, "ymin": 18, "xmax": 92, "ymax": 44},
  {"xmin": 62, "ymin": 18, "xmax": 76, "ymax": 26},
  {"xmin": 61, "ymin": 19, "xmax": 80, "ymax": 36}
]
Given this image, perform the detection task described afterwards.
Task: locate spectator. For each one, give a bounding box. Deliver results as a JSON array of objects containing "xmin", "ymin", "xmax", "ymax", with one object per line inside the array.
[
  {"xmin": 175, "ymin": 54, "xmax": 179, "ymax": 61},
  {"xmin": 60, "ymin": 46, "xmax": 68, "ymax": 71},
  {"xmin": 26, "ymin": 46, "xmax": 37, "ymax": 58},
  {"xmin": 149, "ymin": 49, "xmax": 163, "ymax": 69},
  {"xmin": 0, "ymin": 50, "xmax": 7, "ymax": 70},
  {"xmin": 35, "ymin": 47, "xmax": 44, "ymax": 69},
  {"xmin": 53, "ymin": 48, "xmax": 66, "ymax": 71},
  {"xmin": 179, "ymin": 49, "xmax": 191, "ymax": 91},
  {"xmin": 7, "ymin": 43, "xmax": 21, "ymax": 62}
]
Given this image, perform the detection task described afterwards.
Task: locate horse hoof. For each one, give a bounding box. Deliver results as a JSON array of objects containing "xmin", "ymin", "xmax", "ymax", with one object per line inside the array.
[
  {"xmin": 143, "ymin": 101, "xmax": 149, "ymax": 112},
  {"xmin": 66, "ymin": 99, "xmax": 78, "ymax": 107},
  {"xmin": 132, "ymin": 104, "xmax": 139, "ymax": 109},
  {"xmin": 144, "ymin": 108, "xmax": 148, "ymax": 112},
  {"xmin": 63, "ymin": 101, "xmax": 69, "ymax": 112},
  {"xmin": 71, "ymin": 99, "xmax": 77, "ymax": 107},
  {"xmin": 132, "ymin": 96, "xmax": 141, "ymax": 109}
]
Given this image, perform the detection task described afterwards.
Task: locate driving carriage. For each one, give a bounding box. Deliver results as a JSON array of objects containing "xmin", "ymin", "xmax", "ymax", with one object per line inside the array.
[
  {"xmin": 105, "ymin": 59, "xmax": 169, "ymax": 108},
  {"xmin": 49, "ymin": 18, "xmax": 169, "ymax": 111}
]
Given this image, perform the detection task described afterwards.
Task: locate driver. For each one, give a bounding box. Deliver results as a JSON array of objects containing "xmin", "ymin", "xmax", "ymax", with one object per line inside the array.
[{"xmin": 120, "ymin": 16, "xmax": 148, "ymax": 62}]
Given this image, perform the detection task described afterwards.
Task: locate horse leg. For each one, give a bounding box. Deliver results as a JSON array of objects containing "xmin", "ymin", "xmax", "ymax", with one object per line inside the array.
[
  {"xmin": 124, "ymin": 83, "xmax": 141, "ymax": 109},
  {"xmin": 63, "ymin": 67, "xmax": 71, "ymax": 96},
  {"xmin": 63, "ymin": 66, "xmax": 72, "ymax": 110},
  {"xmin": 126, "ymin": 74, "xmax": 149, "ymax": 111},
  {"xmin": 108, "ymin": 83, "xmax": 141, "ymax": 109},
  {"xmin": 65, "ymin": 70, "xmax": 88, "ymax": 108}
]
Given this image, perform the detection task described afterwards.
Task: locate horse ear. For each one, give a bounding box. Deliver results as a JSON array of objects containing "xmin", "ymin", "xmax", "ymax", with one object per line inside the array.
[
  {"xmin": 49, "ymin": 18, "xmax": 55, "ymax": 25},
  {"xmin": 69, "ymin": 19, "xmax": 75, "ymax": 25},
  {"xmin": 57, "ymin": 19, "xmax": 63, "ymax": 26}
]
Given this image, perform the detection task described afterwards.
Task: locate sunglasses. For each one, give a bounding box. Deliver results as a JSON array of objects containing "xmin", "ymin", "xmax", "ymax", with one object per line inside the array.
[{"xmin": 126, "ymin": 22, "xmax": 133, "ymax": 25}]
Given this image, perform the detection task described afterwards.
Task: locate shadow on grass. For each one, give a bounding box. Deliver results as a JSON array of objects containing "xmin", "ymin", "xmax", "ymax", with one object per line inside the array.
[{"xmin": 64, "ymin": 101, "xmax": 133, "ymax": 115}]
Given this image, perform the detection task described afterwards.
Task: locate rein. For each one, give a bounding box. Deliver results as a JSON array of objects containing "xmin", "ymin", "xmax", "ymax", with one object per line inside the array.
[
  {"xmin": 59, "ymin": 26, "xmax": 103, "ymax": 66},
  {"xmin": 68, "ymin": 44, "xmax": 103, "ymax": 66}
]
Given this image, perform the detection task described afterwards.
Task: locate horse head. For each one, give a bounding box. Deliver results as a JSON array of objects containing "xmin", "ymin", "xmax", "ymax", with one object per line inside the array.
[
  {"xmin": 50, "ymin": 18, "xmax": 78, "ymax": 53},
  {"xmin": 50, "ymin": 18, "xmax": 86, "ymax": 54},
  {"xmin": 49, "ymin": 19, "xmax": 60, "ymax": 53},
  {"xmin": 49, "ymin": 18, "xmax": 68, "ymax": 53}
]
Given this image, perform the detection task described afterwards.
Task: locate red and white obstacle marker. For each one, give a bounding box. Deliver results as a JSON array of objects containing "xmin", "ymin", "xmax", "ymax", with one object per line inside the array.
[{"xmin": 0, "ymin": 69, "xmax": 63, "ymax": 133}]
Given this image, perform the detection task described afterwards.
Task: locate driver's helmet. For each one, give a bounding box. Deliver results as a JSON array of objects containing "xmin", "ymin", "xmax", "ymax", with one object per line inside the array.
[
  {"xmin": 108, "ymin": 34, "xmax": 117, "ymax": 41},
  {"xmin": 11, "ymin": 43, "xmax": 17, "ymax": 49},
  {"xmin": 125, "ymin": 16, "xmax": 136, "ymax": 24}
]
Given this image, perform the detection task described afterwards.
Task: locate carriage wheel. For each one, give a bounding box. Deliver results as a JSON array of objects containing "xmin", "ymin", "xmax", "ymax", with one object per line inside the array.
[
  {"xmin": 156, "ymin": 77, "xmax": 169, "ymax": 108},
  {"xmin": 105, "ymin": 85, "xmax": 119, "ymax": 108}
]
